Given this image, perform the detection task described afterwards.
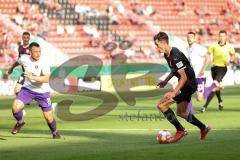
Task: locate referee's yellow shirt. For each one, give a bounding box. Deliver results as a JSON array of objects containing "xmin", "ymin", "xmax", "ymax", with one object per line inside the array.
[{"xmin": 208, "ymin": 42, "xmax": 235, "ymax": 67}]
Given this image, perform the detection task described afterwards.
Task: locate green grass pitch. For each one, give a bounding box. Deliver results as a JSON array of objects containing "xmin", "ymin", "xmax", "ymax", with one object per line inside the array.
[{"xmin": 0, "ymin": 86, "xmax": 240, "ymax": 160}]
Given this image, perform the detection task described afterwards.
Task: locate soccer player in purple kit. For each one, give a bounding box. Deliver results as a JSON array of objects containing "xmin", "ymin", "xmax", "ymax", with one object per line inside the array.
[
  {"xmin": 7, "ymin": 42, "xmax": 60, "ymax": 139},
  {"xmin": 154, "ymin": 32, "xmax": 210, "ymax": 143},
  {"xmin": 186, "ymin": 32, "xmax": 209, "ymax": 113}
]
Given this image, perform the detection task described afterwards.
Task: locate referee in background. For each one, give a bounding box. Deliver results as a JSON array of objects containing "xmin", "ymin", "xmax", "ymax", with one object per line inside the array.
[{"xmin": 201, "ymin": 30, "xmax": 236, "ymax": 112}]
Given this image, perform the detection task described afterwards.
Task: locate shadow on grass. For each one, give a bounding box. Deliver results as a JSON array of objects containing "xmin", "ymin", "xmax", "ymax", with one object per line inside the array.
[
  {"xmin": 1, "ymin": 129, "xmax": 240, "ymax": 160},
  {"xmin": 0, "ymin": 137, "xmax": 7, "ymax": 140}
]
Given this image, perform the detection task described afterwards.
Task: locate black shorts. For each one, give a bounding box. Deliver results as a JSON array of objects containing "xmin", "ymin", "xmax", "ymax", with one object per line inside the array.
[
  {"xmin": 211, "ymin": 66, "xmax": 227, "ymax": 82},
  {"xmin": 173, "ymin": 85, "xmax": 197, "ymax": 104},
  {"xmin": 17, "ymin": 73, "xmax": 25, "ymax": 85}
]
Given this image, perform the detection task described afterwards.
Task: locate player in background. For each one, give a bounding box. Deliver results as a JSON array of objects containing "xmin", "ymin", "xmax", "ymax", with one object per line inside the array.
[
  {"xmin": 6, "ymin": 32, "xmax": 31, "ymax": 115},
  {"xmin": 6, "ymin": 42, "xmax": 60, "ymax": 139},
  {"xmin": 200, "ymin": 30, "xmax": 236, "ymax": 112},
  {"xmin": 8, "ymin": 32, "xmax": 31, "ymax": 95},
  {"xmin": 186, "ymin": 32, "xmax": 209, "ymax": 113},
  {"xmin": 154, "ymin": 32, "xmax": 210, "ymax": 143}
]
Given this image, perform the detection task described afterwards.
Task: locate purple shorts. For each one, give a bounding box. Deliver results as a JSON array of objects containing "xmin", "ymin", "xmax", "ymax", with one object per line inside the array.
[
  {"xmin": 16, "ymin": 87, "xmax": 52, "ymax": 112},
  {"xmin": 196, "ymin": 77, "xmax": 206, "ymax": 93}
]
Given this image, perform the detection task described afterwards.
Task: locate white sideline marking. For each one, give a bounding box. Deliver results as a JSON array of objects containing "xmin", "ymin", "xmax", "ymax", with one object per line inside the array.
[
  {"xmin": 59, "ymin": 128, "xmax": 240, "ymax": 131},
  {"xmin": 0, "ymin": 128, "xmax": 240, "ymax": 131}
]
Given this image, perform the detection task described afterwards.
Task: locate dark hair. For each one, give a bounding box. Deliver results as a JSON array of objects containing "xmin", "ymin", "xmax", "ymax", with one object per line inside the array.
[
  {"xmin": 22, "ymin": 32, "xmax": 30, "ymax": 36},
  {"xmin": 188, "ymin": 31, "xmax": 196, "ymax": 36},
  {"xmin": 153, "ymin": 32, "xmax": 169, "ymax": 44},
  {"xmin": 219, "ymin": 30, "xmax": 227, "ymax": 35},
  {"xmin": 29, "ymin": 42, "xmax": 40, "ymax": 50}
]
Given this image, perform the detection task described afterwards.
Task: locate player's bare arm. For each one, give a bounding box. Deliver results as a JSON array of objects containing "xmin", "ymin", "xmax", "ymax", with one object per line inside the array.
[
  {"xmin": 207, "ymin": 51, "xmax": 214, "ymax": 67},
  {"xmin": 24, "ymin": 71, "xmax": 50, "ymax": 83},
  {"xmin": 199, "ymin": 53, "xmax": 210, "ymax": 77},
  {"xmin": 230, "ymin": 51, "xmax": 236, "ymax": 64},
  {"xmin": 157, "ymin": 72, "xmax": 174, "ymax": 88}
]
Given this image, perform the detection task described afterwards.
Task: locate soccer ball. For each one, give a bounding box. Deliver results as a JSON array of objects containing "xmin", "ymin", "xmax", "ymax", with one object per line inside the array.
[{"xmin": 157, "ymin": 130, "xmax": 172, "ymax": 144}]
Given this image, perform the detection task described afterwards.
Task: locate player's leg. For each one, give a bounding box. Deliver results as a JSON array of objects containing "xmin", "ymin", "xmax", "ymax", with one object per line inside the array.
[
  {"xmin": 201, "ymin": 92, "xmax": 215, "ymax": 112},
  {"xmin": 158, "ymin": 95, "xmax": 188, "ymax": 143},
  {"xmin": 36, "ymin": 92, "xmax": 60, "ymax": 139},
  {"xmin": 214, "ymin": 67, "xmax": 227, "ymax": 111},
  {"xmin": 196, "ymin": 92, "xmax": 204, "ymax": 101},
  {"xmin": 215, "ymin": 91, "xmax": 223, "ymax": 110},
  {"xmin": 195, "ymin": 77, "xmax": 206, "ymax": 101},
  {"xmin": 187, "ymin": 100, "xmax": 193, "ymax": 114},
  {"xmin": 203, "ymin": 81, "xmax": 219, "ymax": 99},
  {"xmin": 177, "ymin": 99, "xmax": 211, "ymax": 140},
  {"xmin": 157, "ymin": 97, "xmax": 185, "ymax": 132},
  {"xmin": 15, "ymin": 74, "xmax": 28, "ymax": 114},
  {"xmin": 188, "ymin": 77, "xmax": 206, "ymax": 114},
  {"xmin": 177, "ymin": 101, "xmax": 206, "ymax": 130},
  {"xmin": 201, "ymin": 67, "xmax": 218, "ymax": 112},
  {"xmin": 11, "ymin": 87, "xmax": 33, "ymax": 134},
  {"xmin": 12, "ymin": 99, "xmax": 24, "ymax": 124},
  {"xmin": 42, "ymin": 111, "xmax": 60, "ymax": 139}
]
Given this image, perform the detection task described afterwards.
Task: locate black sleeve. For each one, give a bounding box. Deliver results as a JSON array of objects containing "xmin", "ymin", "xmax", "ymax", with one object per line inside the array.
[
  {"xmin": 18, "ymin": 46, "xmax": 21, "ymax": 58},
  {"xmin": 171, "ymin": 52, "xmax": 186, "ymax": 71}
]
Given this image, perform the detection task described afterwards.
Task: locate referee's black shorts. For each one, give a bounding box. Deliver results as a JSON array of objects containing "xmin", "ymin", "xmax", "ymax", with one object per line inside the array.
[
  {"xmin": 17, "ymin": 73, "xmax": 25, "ymax": 85},
  {"xmin": 211, "ymin": 66, "xmax": 227, "ymax": 82},
  {"xmin": 173, "ymin": 84, "xmax": 197, "ymax": 104}
]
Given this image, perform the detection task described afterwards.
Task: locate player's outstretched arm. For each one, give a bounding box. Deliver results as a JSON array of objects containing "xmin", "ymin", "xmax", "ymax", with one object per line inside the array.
[
  {"xmin": 229, "ymin": 44, "xmax": 236, "ymax": 64},
  {"xmin": 230, "ymin": 52, "xmax": 236, "ymax": 64},
  {"xmin": 6, "ymin": 61, "xmax": 20, "ymax": 75},
  {"xmin": 24, "ymin": 71, "xmax": 50, "ymax": 83},
  {"xmin": 199, "ymin": 53, "xmax": 210, "ymax": 77},
  {"xmin": 157, "ymin": 72, "xmax": 174, "ymax": 88}
]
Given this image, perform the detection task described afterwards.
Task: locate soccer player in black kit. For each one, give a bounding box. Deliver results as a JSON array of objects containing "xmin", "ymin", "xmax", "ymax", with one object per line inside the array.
[{"xmin": 154, "ymin": 32, "xmax": 210, "ymax": 143}]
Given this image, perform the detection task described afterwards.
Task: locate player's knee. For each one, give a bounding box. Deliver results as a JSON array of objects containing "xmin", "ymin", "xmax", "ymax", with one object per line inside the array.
[
  {"xmin": 177, "ymin": 111, "xmax": 188, "ymax": 119},
  {"xmin": 12, "ymin": 106, "xmax": 19, "ymax": 113},
  {"xmin": 12, "ymin": 100, "xmax": 24, "ymax": 113},
  {"xmin": 196, "ymin": 96, "xmax": 204, "ymax": 102},
  {"xmin": 157, "ymin": 104, "xmax": 163, "ymax": 111},
  {"xmin": 44, "ymin": 113, "xmax": 53, "ymax": 123},
  {"xmin": 45, "ymin": 116, "xmax": 53, "ymax": 123},
  {"xmin": 213, "ymin": 80, "xmax": 221, "ymax": 87},
  {"xmin": 157, "ymin": 102, "xmax": 168, "ymax": 112},
  {"xmin": 157, "ymin": 101, "xmax": 164, "ymax": 109},
  {"xmin": 12, "ymin": 105, "xmax": 22, "ymax": 113}
]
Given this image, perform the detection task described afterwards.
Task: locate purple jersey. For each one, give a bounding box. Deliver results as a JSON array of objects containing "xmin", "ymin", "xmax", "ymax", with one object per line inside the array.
[{"xmin": 18, "ymin": 45, "xmax": 30, "ymax": 58}]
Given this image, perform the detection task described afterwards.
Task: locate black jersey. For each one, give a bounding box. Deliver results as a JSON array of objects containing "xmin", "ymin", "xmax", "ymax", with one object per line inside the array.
[
  {"xmin": 18, "ymin": 44, "xmax": 30, "ymax": 72},
  {"xmin": 164, "ymin": 47, "xmax": 197, "ymax": 88}
]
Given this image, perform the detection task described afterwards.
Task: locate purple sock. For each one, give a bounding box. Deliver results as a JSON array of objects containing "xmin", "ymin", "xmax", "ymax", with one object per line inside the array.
[
  {"xmin": 204, "ymin": 83, "xmax": 217, "ymax": 98},
  {"xmin": 48, "ymin": 119, "xmax": 57, "ymax": 134},
  {"xmin": 13, "ymin": 110, "xmax": 23, "ymax": 124},
  {"xmin": 188, "ymin": 100, "xmax": 193, "ymax": 114}
]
